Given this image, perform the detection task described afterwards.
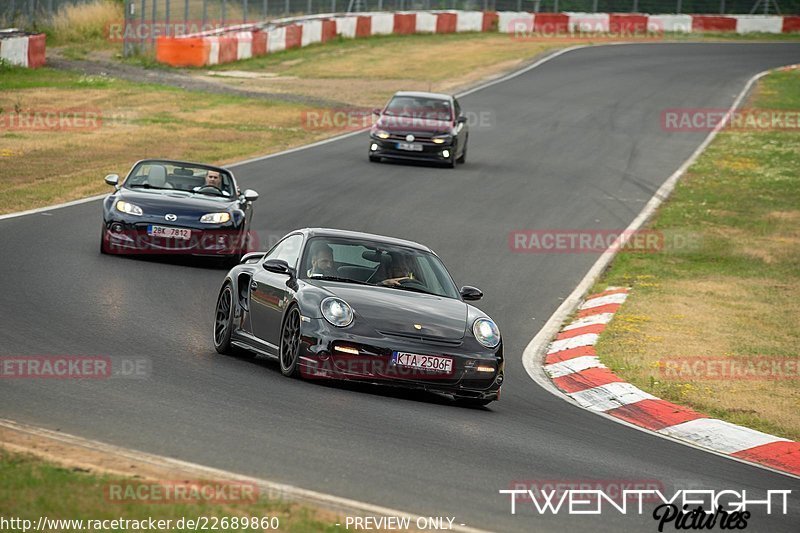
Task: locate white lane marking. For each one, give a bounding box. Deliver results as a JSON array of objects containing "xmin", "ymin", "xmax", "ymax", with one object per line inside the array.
[
  {"xmin": 521, "ymin": 60, "xmax": 800, "ymax": 480},
  {"xmin": 0, "ymin": 194, "xmax": 107, "ymax": 221},
  {"xmin": 0, "ymin": 419, "xmax": 490, "ymax": 533},
  {"xmin": 579, "ymin": 292, "xmax": 627, "ymax": 310},
  {"xmin": 563, "ymin": 313, "xmax": 614, "ymax": 331},
  {"xmin": 569, "ymin": 383, "xmax": 656, "ymax": 412},
  {"xmin": 544, "ymin": 356, "xmax": 603, "ymax": 378},
  {"xmin": 658, "ymin": 418, "xmax": 789, "ymax": 454},
  {"xmin": 546, "ymin": 333, "xmax": 599, "ymax": 354}
]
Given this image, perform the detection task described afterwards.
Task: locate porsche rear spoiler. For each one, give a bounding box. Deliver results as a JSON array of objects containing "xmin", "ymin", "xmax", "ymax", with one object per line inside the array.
[{"xmin": 240, "ymin": 252, "xmax": 265, "ymax": 264}]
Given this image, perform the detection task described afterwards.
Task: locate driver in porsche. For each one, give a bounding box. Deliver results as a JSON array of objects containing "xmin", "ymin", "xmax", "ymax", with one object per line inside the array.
[{"xmin": 380, "ymin": 254, "xmax": 417, "ymax": 287}]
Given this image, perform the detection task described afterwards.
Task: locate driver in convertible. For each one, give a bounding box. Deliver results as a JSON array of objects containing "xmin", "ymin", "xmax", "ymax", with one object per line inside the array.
[
  {"xmin": 195, "ymin": 170, "xmax": 230, "ymax": 196},
  {"xmin": 380, "ymin": 254, "xmax": 416, "ymax": 287},
  {"xmin": 307, "ymin": 243, "xmax": 336, "ymax": 278}
]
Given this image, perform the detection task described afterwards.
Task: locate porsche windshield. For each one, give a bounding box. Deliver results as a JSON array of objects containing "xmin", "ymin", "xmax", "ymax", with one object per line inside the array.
[
  {"xmin": 301, "ymin": 237, "xmax": 460, "ymax": 299},
  {"xmin": 124, "ymin": 162, "xmax": 235, "ymax": 198}
]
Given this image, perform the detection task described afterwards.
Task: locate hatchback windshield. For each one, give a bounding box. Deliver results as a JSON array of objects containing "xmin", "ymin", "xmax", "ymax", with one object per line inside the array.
[
  {"xmin": 301, "ymin": 237, "xmax": 460, "ymax": 299},
  {"xmin": 124, "ymin": 161, "xmax": 235, "ymax": 198},
  {"xmin": 384, "ymin": 96, "xmax": 452, "ymax": 121}
]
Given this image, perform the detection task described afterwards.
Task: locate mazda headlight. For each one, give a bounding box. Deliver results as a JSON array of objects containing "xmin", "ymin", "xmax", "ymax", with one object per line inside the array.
[
  {"xmin": 321, "ymin": 297, "xmax": 354, "ymax": 327},
  {"xmin": 431, "ymin": 134, "xmax": 452, "ymax": 144},
  {"xmin": 200, "ymin": 212, "xmax": 231, "ymax": 224},
  {"xmin": 473, "ymin": 318, "xmax": 501, "ymax": 348},
  {"xmin": 115, "ymin": 200, "xmax": 143, "ymax": 216}
]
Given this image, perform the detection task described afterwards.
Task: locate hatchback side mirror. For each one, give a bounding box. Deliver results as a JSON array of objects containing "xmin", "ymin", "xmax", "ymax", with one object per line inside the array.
[
  {"xmin": 372, "ymin": 108, "xmax": 381, "ymax": 116},
  {"xmin": 104, "ymin": 174, "xmax": 120, "ymax": 187},
  {"xmin": 460, "ymin": 286, "xmax": 483, "ymax": 301},
  {"xmin": 243, "ymin": 189, "xmax": 259, "ymax": 202},
  {"xmin": 456, "ymin": 115, "xmax": 467, "ymax": 125}
]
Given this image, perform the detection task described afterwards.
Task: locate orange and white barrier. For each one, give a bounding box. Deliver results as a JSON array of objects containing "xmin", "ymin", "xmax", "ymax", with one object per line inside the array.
[
  {"xmin": 154, "ymin": 11, "xmax": 800, "ymax": 68},
  {"xmin": 0, "ymin": 30, "xmax": 46, "ymax": 68}
]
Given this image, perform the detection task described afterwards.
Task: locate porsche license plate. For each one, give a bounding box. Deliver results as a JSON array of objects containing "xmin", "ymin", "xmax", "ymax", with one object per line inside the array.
[
  {"xmin": 147, "ymin": 225, "xmax": 191, "ymax": 240},
  {"xmin": 392, "ymin": 352, "xmax": 453, "ymax": 373},
  {"xmin": 396, "ymin": 142, "xmax": 422, "ymax": 152}
]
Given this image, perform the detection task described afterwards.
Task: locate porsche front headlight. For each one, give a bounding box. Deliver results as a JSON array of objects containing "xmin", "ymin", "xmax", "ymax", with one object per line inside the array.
[
  {"xmin": 473, "ymin": 318, "xmax": 501, "ymax": 348},
  {"xmin": 321, "ymin": 297, "xmax": 354, "ymax": 327},
  {"xmin": 200, "ymin": 212, "xmax": 231, "ymax": 224},
  {"xmin": 115, "ymin": 200, "xmax": 143, "ymax": 216}
]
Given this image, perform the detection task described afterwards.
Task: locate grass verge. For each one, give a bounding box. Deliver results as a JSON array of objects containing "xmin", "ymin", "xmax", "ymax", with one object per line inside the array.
[
  {"xmin": 0, "ymin": 448, "xmax": 338, "ymax": 532},
  {"xmin": 592, "ymin": 67, "xmax": 800, "ymax": 441},
  {"xmin": 0, "ymin": 65, "xmax": 334, "ymax": 214}
]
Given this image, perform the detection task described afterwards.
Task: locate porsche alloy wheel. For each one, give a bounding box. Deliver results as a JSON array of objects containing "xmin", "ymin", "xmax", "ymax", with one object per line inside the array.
[
  {"xmin": 214, "ymin": 284, "xmax": 234, "ymax": 354},
  {"xmin": 280, "ymin": 306, "xmax": 302, "ymax": 377}
]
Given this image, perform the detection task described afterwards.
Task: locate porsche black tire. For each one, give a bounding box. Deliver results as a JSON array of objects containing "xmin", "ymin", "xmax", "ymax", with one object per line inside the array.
[
  {"xmin": 213, "ymin": 282, "xmax": 236, "ymax": 355},
  {"xmin": 279, "ymin": 306, "xmax": 302, "ymax": 378}
]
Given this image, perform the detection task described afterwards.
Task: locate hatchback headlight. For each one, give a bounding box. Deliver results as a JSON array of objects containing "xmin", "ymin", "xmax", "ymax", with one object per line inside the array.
[
  {"xmin": 372, "ymin": 129, "xmax": 390, "ymax": 139},
  {"xmin": 115, "ymin": 200, "xmax": 143, "ymax": 216},
  {"xmin": 321, "ymin": 297, "xmax": 354, "ymax": 327},
  {"xmin": 200, "ymin": 212, "xmax": 231, "ymax": 224},
  {"xmin": 431, "ymin": 134, "xmax": 452, "ymax": 144},
  {"xmin": 473, "ymin": 318, "xmax": 501, "ymax": 348}
]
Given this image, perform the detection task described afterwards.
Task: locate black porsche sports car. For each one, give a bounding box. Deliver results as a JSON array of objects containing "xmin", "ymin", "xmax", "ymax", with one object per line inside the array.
[
  {"xmin": 213, "ymin": 228, "xmax": 503, "ymax": 406},
  {"xmin": 368, "ymin": 91, "xmax": 469, "ymax": 168},
  {"xmin": 101, "ymin": 159, "xmax": 259, "ymax": 261}
]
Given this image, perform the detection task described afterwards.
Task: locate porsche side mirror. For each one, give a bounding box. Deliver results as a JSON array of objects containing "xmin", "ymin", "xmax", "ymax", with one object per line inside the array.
[
  {"xmin": 104, "ymin": 174, "xmax": 120, "ymax": 187},
  {"xmin": 243, "ymin": 189, "xmax": 259, "ymax": 202},
  {"xmin": 264, "ymin": 258, "xmax": 293, "ymax": 276},
  {"xmin": 460, "ymin": 286, "xmax": 483, "ymax": 301}
]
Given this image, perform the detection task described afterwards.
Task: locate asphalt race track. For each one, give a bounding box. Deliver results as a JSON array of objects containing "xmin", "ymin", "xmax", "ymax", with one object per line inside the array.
[{"xmin": 2, "ymin": 43, "xmax": 800, "ymax": 532}]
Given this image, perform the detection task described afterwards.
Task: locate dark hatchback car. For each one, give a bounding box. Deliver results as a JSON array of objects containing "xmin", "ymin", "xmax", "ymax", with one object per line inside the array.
[
  {"xmin": 213, "ymin": 228, "xmax": 503, "ymax": 406},
  {"xmin": 368, "ymin": 91, "xmax": 469, "ymax": 168},
  {"xmin": 101, "ymin": 159, "xmax": 259, "ymax": 262}
]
